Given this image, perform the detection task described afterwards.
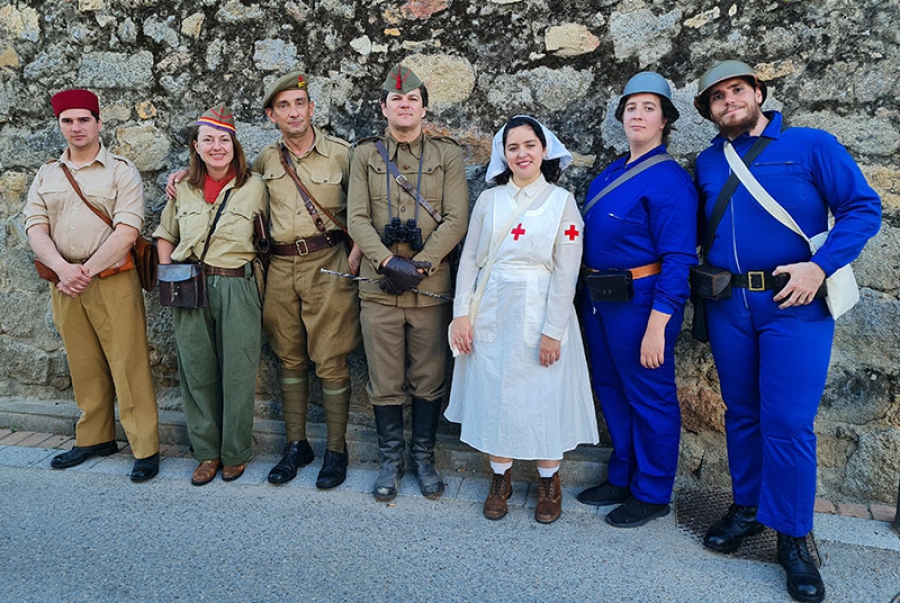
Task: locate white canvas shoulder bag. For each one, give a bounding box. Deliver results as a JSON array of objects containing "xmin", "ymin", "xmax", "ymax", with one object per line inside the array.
[{"xmin": 723, "ymin": 141, "xmax": 859, "ymax": 319}]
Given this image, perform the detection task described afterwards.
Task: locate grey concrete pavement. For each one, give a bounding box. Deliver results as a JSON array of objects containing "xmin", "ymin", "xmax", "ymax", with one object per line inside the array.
[{"xmin": 1, "ymin": 446, "xmax": 898, "ymax": 603}]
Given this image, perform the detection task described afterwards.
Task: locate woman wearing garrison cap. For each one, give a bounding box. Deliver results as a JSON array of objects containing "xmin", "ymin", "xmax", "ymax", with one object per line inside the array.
[
  {"xmin": 154, "ymin": 106, "xmax": 268, "ymax": 485},
  {"xmin": 577, "ymin": 72, "xmax": 697, "ymax": 527}
]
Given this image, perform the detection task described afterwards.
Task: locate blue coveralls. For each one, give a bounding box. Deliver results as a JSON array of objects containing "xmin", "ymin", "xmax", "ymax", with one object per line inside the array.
[
  {"xmin": 582, "ymin": 145, "xmax": 698, "ymax": 505},
  {"xmin": 694, "ymin": 112, "xmax": 881, "ymax": 536}
]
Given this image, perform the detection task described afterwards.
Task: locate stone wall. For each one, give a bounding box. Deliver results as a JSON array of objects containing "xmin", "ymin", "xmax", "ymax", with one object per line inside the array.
[{"xmin": 1, "ymin": 0, "xmax": 897, "ymax": 503}]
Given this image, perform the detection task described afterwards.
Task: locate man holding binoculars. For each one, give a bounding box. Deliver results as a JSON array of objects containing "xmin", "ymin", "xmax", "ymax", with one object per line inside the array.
[{"xmin": 348, "ymin": 64, "xmax": 468, "ymax": 503}]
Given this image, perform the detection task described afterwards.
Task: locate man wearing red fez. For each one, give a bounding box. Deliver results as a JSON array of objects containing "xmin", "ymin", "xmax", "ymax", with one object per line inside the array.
[
  {"xmin": 23, "ymin": 88, "xmax": 160, "ymax": 481},
  {"xmin": 347, "ymin": 63, "xmax": 468, "ymax": 502}
]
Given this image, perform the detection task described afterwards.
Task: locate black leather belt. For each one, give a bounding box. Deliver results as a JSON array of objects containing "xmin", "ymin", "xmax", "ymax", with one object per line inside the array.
[
  {"xmin": 731, "ymin": 271, "xmax": 784, "ymax": 292},
  {"xmin": 271, "ymin": 231, "xmax": 345, "ymax": 257},
  {"xmin": 732, "ymin": 270, "xmax": 826, "ymax": 297}
]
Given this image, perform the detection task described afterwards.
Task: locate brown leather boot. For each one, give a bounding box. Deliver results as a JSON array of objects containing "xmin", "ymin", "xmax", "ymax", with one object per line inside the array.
[
  {"xmin": 483, "ymin": 469, "xmax": 513, "ymax": 520},
  {"xmin": 535, "ymin": 472, "xmax": 562, "ymax": 524}
]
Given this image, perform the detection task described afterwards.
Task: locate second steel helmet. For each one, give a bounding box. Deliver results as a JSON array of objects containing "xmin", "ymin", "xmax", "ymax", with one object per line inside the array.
[
  {"xmin": 614, "ymin": 72, "xmax": 679, "ymax": 123},
  {"xmin": 693, "ymin": 60, "xmax": 768, "ymax": 120}
]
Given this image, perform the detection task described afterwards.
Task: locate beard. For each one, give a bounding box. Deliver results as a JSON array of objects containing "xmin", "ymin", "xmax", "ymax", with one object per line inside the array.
[{"xmin": 715, "ymin": 107, "xmax": 763, "ymax": 140}]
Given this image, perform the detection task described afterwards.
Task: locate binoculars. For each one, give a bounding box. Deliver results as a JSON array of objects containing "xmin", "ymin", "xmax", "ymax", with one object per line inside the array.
[{"xmin": 381, "ymin": 217, "xmax": 424, "ymax": 251}]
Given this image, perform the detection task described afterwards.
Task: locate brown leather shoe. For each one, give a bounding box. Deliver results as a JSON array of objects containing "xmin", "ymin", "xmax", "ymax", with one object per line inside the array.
[
  {"xmin": 483, "ymin": 469, "xmax": 513, "ymax": 520},
  {"xmin": 191, "ymin": 459, "xmax": 221, "ymax": 486},
  {"xmin": 535, "ymin": 473, "xmax": 562, "ymax": 524},
  {"xmin": 222, "ymin": 462, "xmax": 246, "ymax": 482}
]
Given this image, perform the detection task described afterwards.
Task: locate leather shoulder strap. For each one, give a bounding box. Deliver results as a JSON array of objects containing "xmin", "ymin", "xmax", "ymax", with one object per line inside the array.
[
  {"xmin": 59, "ymin": 164, "xmax": 113, "ymax": 228},
  {"xmin": 374, "ymin": 139, "xmax": 443, "ymax": 224},
  {"xmin": 198, "ymin": 189, "xmax": 232, "ymax": 264},
  {"xmin": 278, "ymin": 145, "xmax": 349, "ymax": 237}
]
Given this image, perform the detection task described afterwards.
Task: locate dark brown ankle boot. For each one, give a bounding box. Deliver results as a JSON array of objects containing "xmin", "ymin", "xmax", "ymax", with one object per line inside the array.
[
  {"xmin": 535, "ymin": 472, "xmax": 562, "ymax": 524},
  {"xmin": 483, "ymin": 469, "xmax": 512, "ymax": 520}
]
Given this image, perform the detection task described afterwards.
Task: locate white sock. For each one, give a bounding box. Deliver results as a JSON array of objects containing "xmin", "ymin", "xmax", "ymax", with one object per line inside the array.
[
  {"xmin": 537, "ymin": 465, "xmax": 559, "ymax": 478},
  {"xmin": 490, "ymin": 460, "xmax": 513, "ymax": 475}
]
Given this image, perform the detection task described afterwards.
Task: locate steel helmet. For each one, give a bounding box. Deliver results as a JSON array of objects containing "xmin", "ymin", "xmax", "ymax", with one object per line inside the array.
[
  {"xmin": 693, "ymin": 60, "xmax": 768, "ymax": 120},
  {"xmin": 614, "ymin": 71, "xmax": 679, "ymax": 123}
]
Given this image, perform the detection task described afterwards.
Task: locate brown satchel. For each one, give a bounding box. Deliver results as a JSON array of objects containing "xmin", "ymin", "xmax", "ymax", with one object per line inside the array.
[
  {"xmin": 40, "ymin": 164, "xmax": 159, "ymax": 291},
  {"xmin": 157, "ymin": 189, "xmax": 233, "ymax": 309},
  {"xmin": 157, "ymin": 263, "xmax": 206, "ymax": 308},
  {"xmin": 34, "ymin": 258, "xmax": 61, "ymax": 283}
]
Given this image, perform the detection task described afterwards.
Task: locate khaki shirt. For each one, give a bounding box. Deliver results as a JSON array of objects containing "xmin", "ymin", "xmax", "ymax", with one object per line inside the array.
[
  {"xmin": 252, "ymin": 127, "xmax": 351, "ymax": 243},
  {"xmin": 154, "ymin": 174, "xmax": 267, "ymax": 269},
  {"xmin": 348, "ymin": 131, "xmax": 468, "ymax": 307},
  {"xmin": 24, "ymin": 146, "xmax": 145, "ymax": 262}
]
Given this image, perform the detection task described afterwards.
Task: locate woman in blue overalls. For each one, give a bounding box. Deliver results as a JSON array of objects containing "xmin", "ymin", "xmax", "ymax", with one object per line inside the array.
[{"xmin": 578, "ymin": 72, "xmax": 698, "ymax": 527}]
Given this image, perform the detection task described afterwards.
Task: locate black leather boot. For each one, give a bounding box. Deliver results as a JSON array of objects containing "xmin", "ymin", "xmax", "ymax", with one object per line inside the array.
[
  {"xmin": 777, "ymin": 532, "xmax": 825, "ymax": 603},
  {"xmin": 373, "ymin": 405, "xmax": 405, "ymax": 502},
  {"xmin": 410, "ymin": 397, "xmax": 444, "ymax": 499},
  {"xmin": 316, "ymin": 447, "xmax": 348, "ymax": 490},
  {"xmin": 703, "ymin": 503, "xmax": 765, "ymax": 553},
  {"xmin": 267, "ymin": 440, "xmax": 314, "ymax": 485}
]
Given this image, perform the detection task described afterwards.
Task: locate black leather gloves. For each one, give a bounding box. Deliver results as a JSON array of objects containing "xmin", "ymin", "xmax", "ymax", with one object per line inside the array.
[
  {"xmin": 379, "ymin": 256, "xmax": 432, "ymax": 295},
  {"xmin": 378, "ymin": 277, "xmax": 405, "ymax": 295}
]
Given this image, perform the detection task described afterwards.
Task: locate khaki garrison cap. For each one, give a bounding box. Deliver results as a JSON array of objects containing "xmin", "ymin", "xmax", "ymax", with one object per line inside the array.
[
  {"xmin": 196, "ymin": 104, "xmax": 236, "ymax": 134},
  {"xmin": 382, "ymin": 64, "xmax": 423, "ymax": 94},
  {"xmin": 262, "ymin": 71, "xmax": 309, "ymax": 110}
]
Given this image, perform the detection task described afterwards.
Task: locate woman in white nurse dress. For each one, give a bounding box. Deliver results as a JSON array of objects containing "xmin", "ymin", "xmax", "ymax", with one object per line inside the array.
[{"xmin": 444, "ymin": 115, "xmax": 598, "ymax": 524}]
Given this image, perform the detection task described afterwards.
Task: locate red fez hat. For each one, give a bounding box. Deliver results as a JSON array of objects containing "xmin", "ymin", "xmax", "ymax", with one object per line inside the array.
[{"xmin": 51, "ymin": 89, "xmax": 100, "ymax": 118}]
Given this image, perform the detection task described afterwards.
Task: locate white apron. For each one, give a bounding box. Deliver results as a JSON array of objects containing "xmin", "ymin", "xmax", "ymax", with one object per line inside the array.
[{"xmin": 445, "ymin": 184, "xmax": 598, "ymax": 460}]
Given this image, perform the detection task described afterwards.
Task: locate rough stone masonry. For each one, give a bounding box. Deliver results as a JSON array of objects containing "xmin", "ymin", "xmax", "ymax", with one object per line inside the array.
[{"xmin": 0, "ymin": 0, "xmax": 897, "ymax": 504}]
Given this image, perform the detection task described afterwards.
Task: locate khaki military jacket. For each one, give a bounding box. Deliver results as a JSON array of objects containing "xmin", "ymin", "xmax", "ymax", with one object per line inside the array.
[
  {"xmin": 252, "ymin": 127, "xmax": 351, "ymax": 243},
  {"xmin": 154, "ymin": 174, "xmax": 266, "ymax": 269},
  {"xmin": 348, "ymin": 131, "xmax": 468, "ymax": 307},
  {"xmin": 24, "ymin": 146, "xmax": 144, "ymax": 262}
]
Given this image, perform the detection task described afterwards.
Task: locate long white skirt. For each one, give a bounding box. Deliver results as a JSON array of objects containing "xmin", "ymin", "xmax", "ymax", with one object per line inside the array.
[{"xmin": 445, "ymin": 266, "xmax": 598, "ymax": 460}]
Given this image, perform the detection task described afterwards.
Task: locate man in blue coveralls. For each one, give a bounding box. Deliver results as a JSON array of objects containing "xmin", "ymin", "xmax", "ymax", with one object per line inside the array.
[{"xmin": 692, "ymin": 60, "xmax": 881, "ymax": 603}]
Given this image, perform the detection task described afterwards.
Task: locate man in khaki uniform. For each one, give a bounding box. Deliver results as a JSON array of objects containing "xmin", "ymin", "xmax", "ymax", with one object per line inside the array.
[
  {"xmin": 24, "ymin": 88, "xmax": 160, "ymax": 482},
  {"xmin": 348, "ymin": 64, "xmax": 468, "ymax": 502},
  {"xmin": 255, "ymin": 72, "xmax": 361, "ymax": 489}
]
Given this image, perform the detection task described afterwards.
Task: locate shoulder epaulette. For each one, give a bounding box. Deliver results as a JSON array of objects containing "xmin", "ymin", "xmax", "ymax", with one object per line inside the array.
[
  {"xmin": 323, "ymin": 132, "xmax": 352, "ymax": 149},
  {"xmin": 110, "ymin": 153, "xmax": 137, "ymax": 168},
  {"xmin": 352, "ymin": 135, "xmax": 381, "ymax": 149},
  {"xmin": 427, "ymin": 135, "xmax": 460, "ymax": 146}
]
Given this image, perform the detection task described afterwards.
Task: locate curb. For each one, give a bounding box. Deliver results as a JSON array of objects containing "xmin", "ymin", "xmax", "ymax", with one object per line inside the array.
[{"xmin": 0, "ymin": 396, "xmax": 611, "ymax": 485}]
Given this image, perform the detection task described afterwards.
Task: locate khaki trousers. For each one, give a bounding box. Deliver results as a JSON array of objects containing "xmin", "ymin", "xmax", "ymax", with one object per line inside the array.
[
  {"xmin": 263, "ymin": 244, "xmax": 360, "ymax": 381},
  {"xmin": 50, "ymin": 269, "xmax": 159, "ymax": 459},
  {"xmin": 360, "ymin": 301, "xmax": 450, "ymax": 406}
]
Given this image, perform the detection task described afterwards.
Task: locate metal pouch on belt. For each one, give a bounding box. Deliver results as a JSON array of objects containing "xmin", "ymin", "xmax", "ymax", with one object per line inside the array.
[
  {"xmin": 157, "ymin": 263, "xmax": 207, "ymax": 309},
  {"xmin": 586, "ymin": 270, "xmax": 634, "ymax": 302},
  {"xmin": 689, "ymin": 264, "xmax": 732, "ymax": 300}
]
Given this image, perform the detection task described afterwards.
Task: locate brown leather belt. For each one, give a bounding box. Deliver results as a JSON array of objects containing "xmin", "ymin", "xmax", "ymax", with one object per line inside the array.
[
  {"xmin": 98, "ymin": 252, "xmax": 136, "ymax": 279},
  {"xmin": 271, "ymin": 231, "xmax": 345, "ymax": 257},
  {"xmin": 582, "ymin": 261, "xmax": 662, "ymax": 280},
  {"xmin": 203, "ymin": 264, "xmax": 246, "ymax": 278}
]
